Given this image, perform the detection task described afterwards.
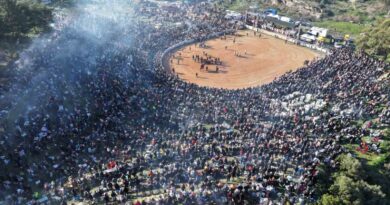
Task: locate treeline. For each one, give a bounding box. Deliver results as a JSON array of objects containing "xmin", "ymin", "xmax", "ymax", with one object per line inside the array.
[
  {"xmin": 317, "ymin": 154, "xmax": 390, "ymax": 205},
  {"xmin": 0, "ymin": 0, "xmax": 54, "ymax": 41},
  {"xmin": 356, "ymin": 18, "xmax": 390, "ymax": 63}
]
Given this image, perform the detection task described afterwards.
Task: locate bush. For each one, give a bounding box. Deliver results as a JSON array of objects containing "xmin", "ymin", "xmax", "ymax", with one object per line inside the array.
[
  {"xmin": 338, "ymin": 154, "xmax": 364, "ymax": 179},
  {"xmin": 318, "ymin": 154, "xmax": 389, "ymax": 205},
  {"xmin": 0, "ymin": 0, "xmax": 52, "ymax": 39},
  {"xmin": 319, "ymin": 194, "xmax": 342, "ymax": 205},
  {"xmin": 356, "ymin": 18, "xmax": 390, "ymax": 62}
]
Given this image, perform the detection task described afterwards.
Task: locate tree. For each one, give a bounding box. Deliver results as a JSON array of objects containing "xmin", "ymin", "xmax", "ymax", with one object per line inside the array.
[
  {"xmin": 326, "ymin": 175, "xmax": 387, "ymax": 205},
  {"xmin": 356, "ymin": 18, "xmax": 390, "ymax": 62},
  {"xmin": 319, "ymin": 194, "xmax": 342, "ymax": 205},
  {"xmin": 318, "ymin": 154, "xmax": 389, "ymax": 205},
  {"xmin": 0, "ymin": 0, "xmax": 52, "ymax": 39},
  {"xmin": 338, "ymin": 154, "xmax": 364, "ymax": 179}
]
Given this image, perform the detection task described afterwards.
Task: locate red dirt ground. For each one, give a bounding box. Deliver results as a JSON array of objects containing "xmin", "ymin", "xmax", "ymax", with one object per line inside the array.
[{"xmin": 170, "ymin": 30, "xmax": 321, "ymax": 89}]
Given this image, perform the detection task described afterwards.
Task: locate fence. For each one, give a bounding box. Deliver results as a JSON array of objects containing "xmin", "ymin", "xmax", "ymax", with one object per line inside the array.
[{"xmin": 245, "ymin": 25, "xmax": 329, "ymax": 54}]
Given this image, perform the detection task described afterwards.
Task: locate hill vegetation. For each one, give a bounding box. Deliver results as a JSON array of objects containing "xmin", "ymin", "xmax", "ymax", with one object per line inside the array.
[
  {"xmin": 317, "ymin": 127, "xmax": 390, "ymax": 205},
  {"xmin": 224, "ymin": 0, "xmax": 389, "ymax": 21},
  {"xmin": 0, "ymin": 0, "xmax": 75, "ymax": 66},
  {"xmin": 0, "ymin": 0, "xmax": 53, "ymax": 66},
  {"xmin": 0, "ymin": 0, "xmax": 52, "ymax": 39},
  {"xmin": 356, "ymin": 18, "xmax": 390, "ymax": 62}
]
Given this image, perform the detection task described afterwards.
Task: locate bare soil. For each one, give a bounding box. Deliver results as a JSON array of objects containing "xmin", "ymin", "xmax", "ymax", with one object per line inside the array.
[{"xmin": 170, "ymin": 30, "xmax": 321, "ymax": 89}]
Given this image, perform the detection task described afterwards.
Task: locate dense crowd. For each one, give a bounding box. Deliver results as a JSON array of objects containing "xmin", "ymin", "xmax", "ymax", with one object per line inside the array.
[{"xmin": 0, "ymin": 1, "xmax": 388, "ymax": 204}]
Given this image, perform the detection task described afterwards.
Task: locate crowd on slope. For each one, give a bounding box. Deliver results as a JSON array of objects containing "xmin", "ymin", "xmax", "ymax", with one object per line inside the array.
[{"xmin": 0, "ymin": 1, "xmax": 389, "ymax": 205}]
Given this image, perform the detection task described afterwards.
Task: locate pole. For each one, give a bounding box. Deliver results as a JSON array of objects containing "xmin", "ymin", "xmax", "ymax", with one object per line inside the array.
[{"xmin": 296, "ymin": 23, "xmax": 301, "ymax": 45}]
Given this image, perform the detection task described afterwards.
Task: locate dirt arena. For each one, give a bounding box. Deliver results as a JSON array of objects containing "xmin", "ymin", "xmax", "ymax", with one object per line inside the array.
[{"xmin": 169, "ymin": 30, "xmax": 321, "ymax": 89}]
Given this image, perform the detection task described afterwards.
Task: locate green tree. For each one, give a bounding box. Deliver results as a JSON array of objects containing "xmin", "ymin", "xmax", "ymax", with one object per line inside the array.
[
  {"xmin": 318, "ymin": 154, "xmax": 389, "ymax": 205},
  {"xmin": 319, "ymin": 194, "xmax": 342, "ymax": 205},
  {"xmin": 338, "ymin": 154, "xmax": 364, "ymax": 179},
  {"xmin": 0, "ymin": 0, "xmax": 52, "ymax": 39},
  {"xmin": 316, "ymin": 164, "xmax": 333, "ymax": 194},
  {"xmin": 356, "ymin": 18, "xmax": 390, "ymax": 62},
  {"xmin": 323, "ymin": 174, "xmax": 387, "ymax": 205}
]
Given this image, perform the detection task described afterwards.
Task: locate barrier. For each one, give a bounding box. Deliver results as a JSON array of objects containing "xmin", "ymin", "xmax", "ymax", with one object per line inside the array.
[{"xmin": 245, "ymin": 25, "xmax": 329, "ymax": 54}]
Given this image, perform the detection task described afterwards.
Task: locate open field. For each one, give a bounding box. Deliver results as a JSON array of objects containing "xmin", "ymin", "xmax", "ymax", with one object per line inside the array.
[
  {"xmin": 313, "ymin": 21, "xmax": 367, "ymax": 37},
  {"xmin": 170, "ymin": 30, "xmax": 321, "ymax": 89}
]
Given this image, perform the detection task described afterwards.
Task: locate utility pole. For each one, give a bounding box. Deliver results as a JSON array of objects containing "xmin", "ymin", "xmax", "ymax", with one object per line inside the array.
[
  {"xmin": 244, "ymin": 10, "xmax": 247, "ymax": 26},
  {"xmin": 296, "ymin": 23, "xmax": 301, "ymax": 45},
  {"xmin": 255, "ymin": 14, "xmax": 258, "ymax": 30}
]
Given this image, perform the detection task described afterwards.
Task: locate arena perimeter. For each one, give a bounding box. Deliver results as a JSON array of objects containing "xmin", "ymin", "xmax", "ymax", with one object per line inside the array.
[{"xmin": 170, "ymin": 30, "xmax": 321, "ymax": 89}]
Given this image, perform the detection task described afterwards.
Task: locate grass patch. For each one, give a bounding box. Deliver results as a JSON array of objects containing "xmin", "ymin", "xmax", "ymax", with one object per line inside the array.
[
  {"xmin": 313, "ymin": 21, "xmax": 367, "ymax": 37},
  {"xmin": 227, "ymin": 0, "xmax": 251, "ymax": 12},
  {"xmin": 341, "ymin": 132, "xmax": 390, "ymax": 197},
  {"xmin": 344, "ymin": 127, "xmax": 390, "ymax": 168},
  {"xmin": 344, "ymin": 143, "xmax": 389, "ymax": 167}
]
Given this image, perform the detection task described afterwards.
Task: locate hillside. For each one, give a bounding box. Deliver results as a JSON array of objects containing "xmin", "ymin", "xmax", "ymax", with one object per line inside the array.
[{"xmin": 226, "ymin": 0, "xmax": 389, "ymax": 21}]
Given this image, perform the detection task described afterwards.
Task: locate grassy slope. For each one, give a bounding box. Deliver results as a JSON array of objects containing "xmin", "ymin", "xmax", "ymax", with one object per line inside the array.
[
  {"xmin": 341, "ymin": 116, "xmax": 390, "ymax": 196},
  {"xmin": 313, "ymin": 21, "xmax": 366, "ymax": 37},
  {"xmin": 313, "ymin": 0, "xmax": 388, "ymax": 37}
]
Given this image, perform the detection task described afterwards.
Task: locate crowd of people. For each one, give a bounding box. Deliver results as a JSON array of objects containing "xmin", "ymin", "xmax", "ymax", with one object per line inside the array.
[
  {"xmin": 0, "ymin": 0, "xmax": 388, "ymax": 204},
  {"xmin": 193, "ymin": 52, "xmax": 223, "ymax": 66}
]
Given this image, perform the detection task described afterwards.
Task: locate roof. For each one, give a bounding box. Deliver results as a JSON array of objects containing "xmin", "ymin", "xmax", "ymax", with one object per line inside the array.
[{"xmin": 265, "ymin": 16, "xmax": 295, "ymax": 29}]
